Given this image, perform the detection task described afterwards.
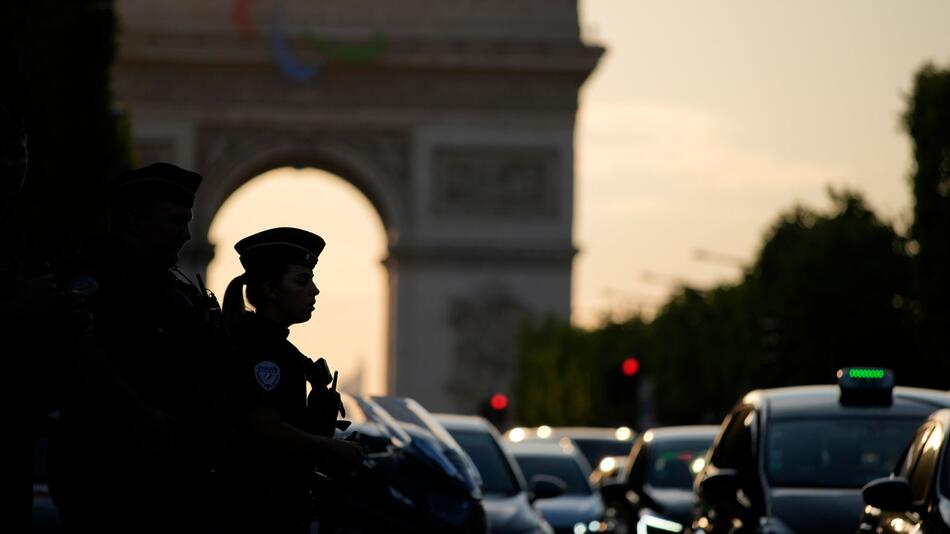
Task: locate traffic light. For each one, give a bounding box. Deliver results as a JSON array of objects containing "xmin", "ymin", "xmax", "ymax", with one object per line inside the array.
[
  {"xmin": 490, "ymin": 393, "xmax": 509, "ymax": 411},
  {"xmin": 622, "ymin": 357, "xmax": 640, "ymax": 377},
  {"xmin": 606, "ymin": 356, "xmax": 641, "ymax": 427},
  {"xmin": 479, "ymin": 392, "xmax": 509, "ymax": 430}
]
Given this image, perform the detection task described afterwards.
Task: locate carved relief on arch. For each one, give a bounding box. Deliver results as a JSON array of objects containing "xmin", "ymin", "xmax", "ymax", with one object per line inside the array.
[
  {"xmin": 193, "ymin": 125, "xmax": 411, "ymax": 232},
  {"xmin": 197, "ymin": 125, "xmax": 410, "ymax": 186}
]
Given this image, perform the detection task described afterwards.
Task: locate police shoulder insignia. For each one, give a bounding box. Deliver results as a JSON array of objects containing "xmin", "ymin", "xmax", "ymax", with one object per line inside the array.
[
  {"xmin": 67, "ymin": 274, "xmax": 99, "ymax": 297},
  {"xmin": 254, "ymin": 361, "xmax": 281, "ymax": 391}
]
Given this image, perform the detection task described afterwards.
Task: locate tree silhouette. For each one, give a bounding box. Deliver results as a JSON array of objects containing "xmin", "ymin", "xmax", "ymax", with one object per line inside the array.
[
  {"xmin": 1, "ymin": 0, "xmax": 130, "ymax": 262},
  {"xmin": 905, "ymin": 63, "xmax": 950, "ymax": 384}
]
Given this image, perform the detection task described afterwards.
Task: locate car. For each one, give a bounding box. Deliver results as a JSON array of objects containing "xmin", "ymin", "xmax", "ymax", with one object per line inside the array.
[
  {"xmin": 600, "ymin": 425, "xmax": 718, "ymax": 534},
  {"xmin": 505, "ymin": 426, "xmax": 635, "ymax": 476},
  {"xmin": 692, "ymin": 367, "xmax": 950, "ymax": 534},
  {"xmin": 857, "ymin": 408, "xmax": 950, "ymax": 533},
  {"xmin": 372, "ymin": 395, "xmax": 486, "ymax": 501},
  {"xmin": 314, "ymin": 393, "xmax": 488, "ymax": 533},
  {"xmin": 434, "ymin": 413, "xmax": 557, "ymax": 534},
  {"xmin": 506, "ymin": 438, "xmax": 612, "ymax": 534}
]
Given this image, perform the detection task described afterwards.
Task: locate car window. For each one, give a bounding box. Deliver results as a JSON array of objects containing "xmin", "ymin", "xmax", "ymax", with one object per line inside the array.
[
  {"xmin": 448, "ymin": 428, "xmax": 520, "ymax": 496},
  {"xmin": 572, "ymin": 438, "xmax": 632, "ymax": 472},
  {"xmin": 895, "ymin": 424, "xmax": 933, "ymax": 479},
  {"xmin": 646, "ymin": 439, "xmax": 711, "ymax": 489},
  {"xmin": 711, "ymin": 408, "xmax": 754, "ymax": 470},
  {"xmin": 908, "ymin": 424, "xmax": 944, "ymax": 503},
  {"xmin": 766, "ymin": 417, "xmax": 922, "ymax": 488},
  {"xmin": 516, "ymin": 455, "xmax": 592, "ymax": 495}
]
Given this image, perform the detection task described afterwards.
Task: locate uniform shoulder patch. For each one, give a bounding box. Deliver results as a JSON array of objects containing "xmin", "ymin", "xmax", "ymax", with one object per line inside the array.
[
  {"xmin": 254, "ymin": 361, "xmax": 281, "ymax": 391},
  {"xmin": 66, "ymin": 274, "xmax": 99, "ymax": 297}
]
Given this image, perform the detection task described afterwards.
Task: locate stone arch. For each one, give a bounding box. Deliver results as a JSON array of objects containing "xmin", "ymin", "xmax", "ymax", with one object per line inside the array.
[{"xmin": 184, "ymin": 128, "xmax": 410, "ymax": 271}]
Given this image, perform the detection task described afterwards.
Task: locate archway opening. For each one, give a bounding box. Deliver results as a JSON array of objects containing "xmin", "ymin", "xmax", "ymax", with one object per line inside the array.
[{"xmin": 206, "ymin": 167, "xmax": 388, "ymax": 395}]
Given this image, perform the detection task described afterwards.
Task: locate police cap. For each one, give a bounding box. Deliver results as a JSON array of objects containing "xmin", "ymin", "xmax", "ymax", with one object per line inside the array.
[
  {"xmin": 235, "ymin": 227, "xmax": 326, "ymax": 273},
  {"xmin": 109, "ymin": 162, "xmax": 201, "ymax": 207}
]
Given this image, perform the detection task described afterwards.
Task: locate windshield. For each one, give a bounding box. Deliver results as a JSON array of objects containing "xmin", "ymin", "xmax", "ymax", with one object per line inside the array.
[
  {"xmin": 766, "ymin": 418, "xmax": 922, "ymax": 488},
  {"xmin": 647, "ymin": 439, "xmax": 711, "ymax": 489},
  {"xmin": 447, "ymin": 428, "xmax": 520, "ymax": 496},
  {"xmin": 515, "ymin": 455, "xmax": 592, "ymax": 495},
  {"xmin": 572, "ymin": 438, "xmax": 632, "ymax": 473}
]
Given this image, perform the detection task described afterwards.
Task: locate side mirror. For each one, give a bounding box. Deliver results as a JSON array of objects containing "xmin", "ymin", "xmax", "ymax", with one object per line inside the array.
[
  {"xmin": 862, "ymin": 477, "xmax": 913, "ymax": 511},
  {"xmin": 530, "ymin": 475, "xmax": 567, "ymax": 501},
  {"xmin": 697, "ymin": 469, "xmax": 739, "ymax": 505}
]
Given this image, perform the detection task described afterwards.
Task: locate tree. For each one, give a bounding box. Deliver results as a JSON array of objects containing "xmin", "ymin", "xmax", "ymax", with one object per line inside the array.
[
  {"xmin": 905, "ymin": 63, "xmax": 950, "ymax": 383},
  {"xmin": 512, "ymin": 317, "xmax": 597, "ymax": 426},
  {"xmin": 512, "ymin": 315, "xmax": 652, "ymax": 428},
  {"xmin": 649, "ymin": 283, "xmax": 758, "ymax": 424},
  {"xmin": 1, "ymin": 0, "xmax": 130, "ymax": 262},
  {"xmin": 749, "ymin": 191, "xmax": 916, "ymax": 386}
]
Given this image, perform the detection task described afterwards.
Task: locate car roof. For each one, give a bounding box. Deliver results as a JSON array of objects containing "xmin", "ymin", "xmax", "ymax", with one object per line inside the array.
[
  {"xmin": 544, "ymin": 426, "xmax": 631, "ymax": 437},
  {"xmin": 432, "ymin": 413, "xmax": 496, "ymax": 432},
  {"xmin": 742, "ymin": 385, "xmax": 950, "ymax": 419},
  {"xmin": 505, "ymin": 438, "xmax": 581, "ymax": 457},
  {"xmin": 641, "ymin": 425, "xmax": 721, "ymax": 441},
  {"xmin": 505, "ymin": 426, "xmax": 635, "ymax": 443},
  {"xmin": 531, "ymin": 426, "xmax": 634, "ymax": 440}
]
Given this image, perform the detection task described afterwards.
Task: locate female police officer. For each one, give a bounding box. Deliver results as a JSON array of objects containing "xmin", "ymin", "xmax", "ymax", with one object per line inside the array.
[{"xmin": 223, "ymin": 227, "xmax": 363, "ymax": 534}]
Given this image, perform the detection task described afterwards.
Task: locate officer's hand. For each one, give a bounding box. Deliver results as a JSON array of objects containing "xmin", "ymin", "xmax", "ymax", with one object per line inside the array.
[{"xmin": 326, "ymin": 438, "xmax": 365, "ymax": 478}]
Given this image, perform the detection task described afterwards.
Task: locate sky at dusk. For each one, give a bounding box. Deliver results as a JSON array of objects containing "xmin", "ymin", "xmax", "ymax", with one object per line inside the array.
[
  {"xmin": 573, "ymin": 0, "xmax": 950, "ymax": 323},
  {"xmin": 207, "ymin": 0, "xmax": 950, "ymax": 394}
]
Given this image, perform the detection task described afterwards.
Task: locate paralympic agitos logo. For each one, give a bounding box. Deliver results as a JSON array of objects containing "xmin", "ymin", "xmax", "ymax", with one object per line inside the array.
[{"xmin": 232, "ymin": 0, "xmax": 386, "ymax": 82}]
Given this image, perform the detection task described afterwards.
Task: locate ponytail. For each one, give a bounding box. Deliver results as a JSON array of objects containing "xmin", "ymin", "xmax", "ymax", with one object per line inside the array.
[{"xmin": 223, "ymin": 273, "xmax": 248, "ymax": 329}]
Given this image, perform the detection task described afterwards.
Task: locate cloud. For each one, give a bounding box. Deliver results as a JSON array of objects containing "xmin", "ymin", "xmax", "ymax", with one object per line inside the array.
[
  {"xmin": 571, "ymin": 102, "xmax": 853, "ymax": 325},
  {"xmin": 576, "ymin": 102, "xmax": 847, "ymax": 196}
]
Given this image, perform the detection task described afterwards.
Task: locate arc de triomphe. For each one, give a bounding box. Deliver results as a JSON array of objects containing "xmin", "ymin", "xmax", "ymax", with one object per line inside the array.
[{"xmin": 114, "ymin": 0, "xmax": 602, "ymax": 413}]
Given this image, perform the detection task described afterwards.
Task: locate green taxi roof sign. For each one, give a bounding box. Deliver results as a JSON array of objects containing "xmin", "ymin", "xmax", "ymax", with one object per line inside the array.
[
  {"xmin": 837, "ymin": 367, "xmax": 894, "ymax": 406},
  {"xmin": 847, "ymin": 368, "xmax": 886, "ymax": 379}
]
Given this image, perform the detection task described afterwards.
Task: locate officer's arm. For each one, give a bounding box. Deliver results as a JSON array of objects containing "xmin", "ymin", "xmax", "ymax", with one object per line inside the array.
[
  {"xmin": 73, "ymin": 333, "xmax": 175, "ymax": 453},
  {"xmin": 76, "ymin": 337, "xmax": 142, "ymax": 406},
  {"xmin": 246, "ymin": 405, "xmax": 362, "ymax": 469},
  {"xmin": 247, "ymin": 404, "xmax": 337, "ymax": 454}
]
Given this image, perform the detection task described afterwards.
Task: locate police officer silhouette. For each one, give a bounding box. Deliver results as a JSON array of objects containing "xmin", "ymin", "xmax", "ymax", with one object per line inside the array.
[
  {"xmin": 1, "ymin": 103, "xmax": 98, "ymax": 530},
  {"xmin": 51, "ymin": 163, "xmax": 232, "ymax": 533},
  {"xmin": 222, "ymin": 227, "xmax": 364, "ymax": 534}
]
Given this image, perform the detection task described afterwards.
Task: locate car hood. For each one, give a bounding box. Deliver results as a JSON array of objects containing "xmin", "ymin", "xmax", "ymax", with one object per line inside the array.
[
  {"xmin": 483, "ymin": 493, "xmax": 547, "ymax": 533},
  {"xmin": 535, "ymin": 494, "xmax": 604, "ymax": 528},
  {"xmin": 643, "ymin": 486, "xmax": 696, "ymax": 525},
  {"xmin": 768, "ymin": 488, "xmax": 864, "ymax": 533}
]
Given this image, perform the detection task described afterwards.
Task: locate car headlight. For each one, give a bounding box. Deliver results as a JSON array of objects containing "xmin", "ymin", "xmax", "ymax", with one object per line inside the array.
[
  {"xmin": 636, "ymin": 513, "xmax": 684, "ymax": 533},
  {"xmin": 573, "ymin": 520, "xmax": 612, "ymax": 533}
]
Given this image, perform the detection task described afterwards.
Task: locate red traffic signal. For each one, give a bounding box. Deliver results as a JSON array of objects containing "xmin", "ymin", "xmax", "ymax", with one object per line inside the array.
[
  {"xmin": 490, "ymin": 393, "xmax": 509, "ymax": 411},
  {"xmin": 621, "ymin": 357, "xmax": 640, "ymax": 377}
]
